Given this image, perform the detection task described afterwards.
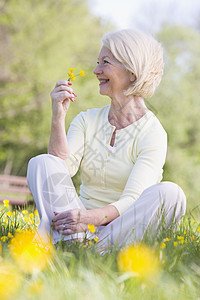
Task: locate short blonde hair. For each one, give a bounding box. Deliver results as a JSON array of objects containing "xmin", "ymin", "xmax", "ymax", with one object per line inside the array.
[{"xmin": 102, "ymin": 29, "xmax": 164, "ymax": 98}]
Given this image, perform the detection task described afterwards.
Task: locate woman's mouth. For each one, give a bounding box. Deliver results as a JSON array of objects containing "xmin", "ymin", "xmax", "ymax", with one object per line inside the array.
[{"xmin": 99, "ymin": 79, "xmax": 109, "ymax": 86}]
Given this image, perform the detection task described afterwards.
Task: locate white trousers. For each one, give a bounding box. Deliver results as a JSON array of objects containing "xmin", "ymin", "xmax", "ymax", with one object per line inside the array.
[{"xmin": 27, "ymin": 154, "xmax": 186, "ymax": 251}]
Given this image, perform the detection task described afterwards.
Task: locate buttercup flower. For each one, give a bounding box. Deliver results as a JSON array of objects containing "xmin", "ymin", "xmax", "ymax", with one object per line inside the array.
[
  {"xmin": 117, "ymin": 243, "xmax": 160, "ymax": 279},
  {"xmin": 88, "ymin": 224, "xmax": 96, "ymax": 233},
  {"xmin": 160, "ymin": 242, "xmax": 166, "ymax": 249},
  {"xmin": 8, "ymin": 232, "xmax": 13, "ymax": 238},
  {"xmin": 3, "ymin": 199, "xmax": 9, "ymax": 208},
  {"xmin": 0, "ymin": 261, "xmax": 22, "ymax": 299},
  {"xmin": 7, "ymin": 212, "xmax": 13, "ymax": 217},
  {"xmin": 173, "ymin": 241, "xmax": 178, "ymax": 247},
  {"xmin": 29, "ymin": 213, "xmax": 34, "ymax": 218},
  {"xmin": 22, "ymin": 210, "xmax": 28, "ymax": 215},
  {"xmin": 9, "ymin": 230, "xmax": 55, "ymax": 274},
  {"xmin": 67, "ymin": 68, "xmax": 85, "ymax": 82},
  {"xmin": 94, "ymin": 237, "xmax": 99, "ymax": 243},
  {"xmin": 1, "ymin": 236, "xmax": 8, "ymax": 242},
  {"xmin": 34, "ymin": 210, "xmax": 39, "ymax": 216}
]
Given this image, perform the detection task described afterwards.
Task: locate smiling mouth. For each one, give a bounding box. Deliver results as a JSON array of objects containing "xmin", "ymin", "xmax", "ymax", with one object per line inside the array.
[{"xmin": 99, "ymin": 79, "xmax": 109, "ymax": 86}]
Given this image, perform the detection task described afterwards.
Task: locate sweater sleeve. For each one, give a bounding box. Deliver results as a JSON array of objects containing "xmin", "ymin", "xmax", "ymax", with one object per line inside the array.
[
  {"xmin": 110, "ymin": 123, "xmax": 167, "ymax": 215},
  {"xmin": 65, "ymin": 112, "xmax": 86, "ymax": 177}
]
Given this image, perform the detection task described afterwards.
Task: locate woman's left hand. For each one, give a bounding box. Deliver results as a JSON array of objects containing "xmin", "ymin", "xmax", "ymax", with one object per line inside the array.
[{"xmin": 52, "ymin": 209, "xmax": 89, "ymax": 235}]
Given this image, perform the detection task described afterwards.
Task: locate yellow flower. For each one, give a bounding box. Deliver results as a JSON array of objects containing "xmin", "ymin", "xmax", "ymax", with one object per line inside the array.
[
  {"xmin": 163, "ymin": 238, "xmax": 171, "ymax": 242},
  {"xmin": 197, "ymin": 227, "xmax": 200, "ymax": 233},
  {"xmin": 177, "ymin": 236, "xmax": 184, "ymax": 241},
  {"xmin": 0, "ymin": 261, "xmax": 22, "ymax": 299},
  {"xmin": 67, "ymin": 68, "xmax": 85, "ymax": 82},
  {"xmin": 88, "ymin": 224, "xmax": 96, "ymax": 233},
  {"xmin": 173, "ymin": 241, "xmax": 178, "ymax": 247},
  {"xmin": 191, "ymin": 235, "xmax": 195, "ymax": 241},
  {"xmin": 34, "ymin": 210, "xmax": 39, "ymax": 216},
  {"xmin": 3, "ymin": 199, "xmax": 9, "ymax": 208},
  {"xmin": 160, "ymin": 242, "xmax": 166, "ymax": 249},
  {"xmin": 16, "ymin": 228, "xmax": 22, "ymax": 233},
  {"xmin": 94, "ymin": 237, "xmax": 99, "ymax": 243},
  {"xmin": 184, "ymin": 231, "xmax": 187, "ymax": 235},
  {"xmin": 7, "ymin": 211, "xmax": 13, "ymax": 217},
  {"xmin": 22, "ymin": 210, "xmax": 28, "ymax": 215},
  {"xmin": 68, "ymin": 68, "xmax": 75, "ymax": 72},
  {"xmin": 3, "ymin": 218, "xmax": 8, "ymax": 224},
  {"xmin": 88, "ymin": 241, "xmax": 92, "ymax": 246},
  {"xmin": 79, "ymin": 70, "xmax": 85, "ymax": 76},
  {"xmin": 117, "ymin": 244, "xmax": 160, "ymax": 279},
  {"xmin": 1, "ymin": 236, "xmax": 8, "ymax": 242},
  {"xmin": 29, "ymin": 213, "xmax": 34, "ymax": 219},
  {"xmin": 8, "ymin": 232, "xmax": 13, "ymax": 238},
  {"xmin": 11, "ymin": 222, "xmax": 14, "ymax": 226},
  {"xmin": 23, "ymin": 216, "xmax": 29, "ymax": 223},
  {"xmin": 9, "ymin": 231, "xmax": 55, "ymax": 274}
]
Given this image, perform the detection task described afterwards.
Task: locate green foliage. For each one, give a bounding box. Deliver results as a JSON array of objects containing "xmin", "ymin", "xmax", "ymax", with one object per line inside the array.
[
  {"xmin": 151, "ymin": 25, "xmax": 200, "ymax": 211},
  {"xmin": 0, "ymin": 0, "xmax": 110, "ymax": 175}
]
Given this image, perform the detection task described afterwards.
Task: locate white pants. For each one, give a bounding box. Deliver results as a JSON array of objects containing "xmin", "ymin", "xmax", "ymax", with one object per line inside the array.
[{"xmin": 27, "ymin": 154, "xmax": 186, "ymax": 251}]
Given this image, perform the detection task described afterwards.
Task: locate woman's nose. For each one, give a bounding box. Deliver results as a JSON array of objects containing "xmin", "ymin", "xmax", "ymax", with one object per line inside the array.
[{"xmin": 93, "ymin": 64, "xmax": 102, "ymax": 75}]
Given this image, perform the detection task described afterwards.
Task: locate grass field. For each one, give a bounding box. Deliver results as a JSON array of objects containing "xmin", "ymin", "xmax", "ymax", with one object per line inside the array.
[{"xmin": 0, "ymin": 200, "xmax": 200, "ymax": 300}]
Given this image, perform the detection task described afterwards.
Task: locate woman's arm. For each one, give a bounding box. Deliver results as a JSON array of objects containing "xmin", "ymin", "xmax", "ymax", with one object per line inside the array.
[{"xmin": 48, "ymin": 80, "xmax": 77, "ymax": 159}]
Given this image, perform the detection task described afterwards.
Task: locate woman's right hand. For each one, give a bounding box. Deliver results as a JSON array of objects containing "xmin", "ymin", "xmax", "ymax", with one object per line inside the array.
[{"xmin": 50, "ymin": 80, "xmax": 77, "ymax": 120}]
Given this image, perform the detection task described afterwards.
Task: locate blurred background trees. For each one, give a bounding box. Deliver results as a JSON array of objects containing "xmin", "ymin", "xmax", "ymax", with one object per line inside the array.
[{"xmin": 0, "ymin": 0, "xmax": 199, "ymax": 211}]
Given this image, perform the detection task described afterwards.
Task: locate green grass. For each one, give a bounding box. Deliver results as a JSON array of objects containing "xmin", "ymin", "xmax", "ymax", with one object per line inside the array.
[{"xmin": 0, "ymin": 203, "xmax": 200, "ymax": 300}]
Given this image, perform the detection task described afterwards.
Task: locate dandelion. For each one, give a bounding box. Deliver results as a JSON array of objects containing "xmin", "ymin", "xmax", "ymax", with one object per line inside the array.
[
  {"xmin": 88, "ymin": 224, "xmax": 96, "ymax": 233},
  {"xmin": 67, "ymin": 68, "xmax": 85, "ymax": 82},
  {"xmin": 173, "ymin": 241, "xmax": 178, "ymax": 247},
  {"xmin": 117, "ymin": 244, "xmax": 160, "ymax": 279},
  {"xmin": 160, "ymin": 242, "xmax": 166, "ymax": 249},
  {"xmin": 0, "ymin": 261, "xmax": 22, "ymax": 299},
  {"xmin": 94, "ymin": 237, "xmax": 99, "ymax": 243},
  {"xmin": 22, "ymin": 210, "xmax": 28, "ymax": 215},
  {"xmin": 7, "ymin": 211, "xmax": 13, "ymax": 217},
  {"xmin": 1, "ymin": 236, "xmax": 8, "ymax": 242},
  {"xmin": 3, "ymin": 199, "xmax": 9, "ymax": 208},
  {"xmin": 29, "ymin": 213, "xmax": 34, "ymax": 219},
  {"xmin": 9, "ymin": 230, "xmax": 55, "ymax": 274}
]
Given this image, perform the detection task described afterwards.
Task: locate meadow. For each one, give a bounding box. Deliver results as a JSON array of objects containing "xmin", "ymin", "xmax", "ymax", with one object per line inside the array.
[{"xmin": 0, "ymin": 199, "xmax": 200, "ymax": 300}]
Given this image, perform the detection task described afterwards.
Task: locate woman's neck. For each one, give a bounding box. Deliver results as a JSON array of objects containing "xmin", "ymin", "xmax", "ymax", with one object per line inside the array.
[{"xmin": 108, "ymin": 95, "xmax": 149, "ymax": 129}]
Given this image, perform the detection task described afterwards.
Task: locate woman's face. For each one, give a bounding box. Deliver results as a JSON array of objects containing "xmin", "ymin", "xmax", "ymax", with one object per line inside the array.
[{"xmin": 93, "ymin": 46, "xmax": 132, "ymax": 99}]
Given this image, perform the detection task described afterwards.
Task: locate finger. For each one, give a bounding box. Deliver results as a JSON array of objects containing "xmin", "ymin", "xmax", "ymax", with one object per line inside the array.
[
  {"xmin": 55, "ymin": 80, "xmax": 72, "ymax": 87},
  {"xmin": 54, "ymin": 85, "xmax": 74, "ymax": 94}
]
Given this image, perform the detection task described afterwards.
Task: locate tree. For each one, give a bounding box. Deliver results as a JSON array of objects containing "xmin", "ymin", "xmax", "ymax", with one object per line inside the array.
[{"xmin": 0, "ymin": 0, "xmax": 111, "ymax": 175}]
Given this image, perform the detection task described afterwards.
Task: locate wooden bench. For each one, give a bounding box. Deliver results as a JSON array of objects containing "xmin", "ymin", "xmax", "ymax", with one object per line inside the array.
[{"xmin": 0, "ymin": 174, "xmax": 32, "ymax": 205}]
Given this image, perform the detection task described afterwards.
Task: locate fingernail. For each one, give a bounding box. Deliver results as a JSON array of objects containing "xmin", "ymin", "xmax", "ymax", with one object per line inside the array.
[
  {"xmin": 68, "ymin": 82, "xmax": 72, "ymax": 85},
  {"xmin": 72, "ymin": 92, "xmax": 78, "ymax": 97}
]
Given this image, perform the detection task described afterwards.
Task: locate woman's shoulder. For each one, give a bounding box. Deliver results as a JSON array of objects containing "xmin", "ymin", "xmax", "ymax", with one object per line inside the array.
[{"xmin": 74, "ymin": 105, "xmax": 110, "ymax": 123}]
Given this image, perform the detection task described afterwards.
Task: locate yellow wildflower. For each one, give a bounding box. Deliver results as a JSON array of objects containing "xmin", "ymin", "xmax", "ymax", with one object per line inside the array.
[
  {"xmin": 117, "ymin": 244, "xmax": 160, "ymax": 279},
  {"xmin": 23, "ymin": 216, "xmax": 29, "ymax": 223},
  {"xmin": 34, "ymin": 210, "xmax": 39, "ymax": 216},
  {"xmin": 197, "ymin": 227, "xmax": 200, "ymax": 233},
  {"xmin": 88, "ymin": 224, "xmax": 96, "ymax": 233},
  {"xmin": 29, "ymin": 213, "xmax": 34, "ymax": 218},
  {"xmin": 1, "ymin": 236, "xmax": 8, "ymax": 242},
  {"xmin": 8, "ymin": 232, "xmax": 13, "ymax": 238},
  {"xmin": 11, "ymin": 222, "xmax": 14, "ymax": 226},
  {"xmin": 7, "ymin": 211, "xmax": 13, "ymax": 217},
  {"xmin": 9, "ymin": 231, "xmax": 55, "ymax": 274},
  {"xmin": 163, "ymin": 238, "xmax": 171, "ymax": 242},
  {"xmin": 3, "ymin": 218, "xmax": 8, "ymax": 224},
  {"xmin": 70, "ymin": 76, "xmax": 76, "ymax": 81},
  {"xmin": 173, "ymin": 241, "xmax": 178, "ymax": 247},
  {"xmin": 79, "ymin": 70, "xmax": 85, "ymax": 76},
  {"xmin": 94, "ymin": 237, "xmax": 99, "ymax": 243},
  {"xmin": 160, "ymin": 242, "xmax": 166, "ymax": 249},
  {"xmin": 0, "ymin": 261, "xmax": 22, "ymax": 299},
  {"xmin": 177, "ymin": 236, "xmax": 184, "ymax": 241},
  {"xmin": 22, "ymin": 210, "xmax": 28, "ymax": 215},
  {"xmin": 3, "ymin": 199, "xmax": 9, "ymax": 208},
  {"xmin": 184, "ymin": 231, "xmax": 187, "ymax": 235},
  {"xmin": 16, "ymin": 228, "xmax": 22, "ymax": 233},
  {"xmin": 68, "ymin": 68, "xmax": 75, "ymax": 72}
]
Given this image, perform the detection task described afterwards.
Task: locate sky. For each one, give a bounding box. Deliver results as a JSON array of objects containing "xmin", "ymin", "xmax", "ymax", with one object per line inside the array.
[{"xmin": 89, "ymin": 0, "xmax": 200, "ymax": 32}]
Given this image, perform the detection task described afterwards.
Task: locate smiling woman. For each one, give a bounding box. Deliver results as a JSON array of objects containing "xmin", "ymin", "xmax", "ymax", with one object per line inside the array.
[{"xmin": 27, "ymin": 29, "xmax": 186, "ymax": 251}]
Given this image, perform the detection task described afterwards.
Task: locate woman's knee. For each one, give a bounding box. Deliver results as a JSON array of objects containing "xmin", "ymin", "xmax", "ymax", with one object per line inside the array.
[{"xmin": 158, "ymin": 181, "xmax": 186, "ymax": 217}]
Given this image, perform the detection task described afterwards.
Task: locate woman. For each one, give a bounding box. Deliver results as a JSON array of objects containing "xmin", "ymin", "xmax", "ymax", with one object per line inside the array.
[{"xmin": 27, "ymin": 29, "xmax": 186, "ymax": 251}]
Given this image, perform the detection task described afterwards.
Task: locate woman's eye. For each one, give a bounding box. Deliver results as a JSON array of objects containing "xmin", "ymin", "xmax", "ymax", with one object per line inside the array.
[{"xmin": 103, "ymin": 60, "xmax": 109, "ymax": 64}]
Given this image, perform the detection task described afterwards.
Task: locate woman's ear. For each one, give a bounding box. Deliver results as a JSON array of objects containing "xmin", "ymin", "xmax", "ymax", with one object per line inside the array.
[{"xmin": 130, "ymin": 73, "xmax": 136, "ymax": 82}]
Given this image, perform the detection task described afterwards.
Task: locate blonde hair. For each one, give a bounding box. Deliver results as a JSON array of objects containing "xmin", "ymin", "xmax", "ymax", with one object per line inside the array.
[{"xmin": 102, "ymin": 29, "xmax": 164, "ymax": 98}]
